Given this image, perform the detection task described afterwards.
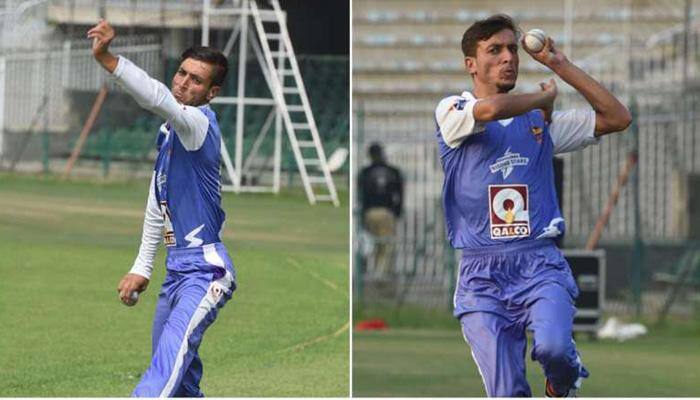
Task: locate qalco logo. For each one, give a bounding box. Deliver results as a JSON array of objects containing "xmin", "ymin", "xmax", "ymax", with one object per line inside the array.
[{"xmin": 488, "ymin": 184, "xmax": 531, "ymax": 239}]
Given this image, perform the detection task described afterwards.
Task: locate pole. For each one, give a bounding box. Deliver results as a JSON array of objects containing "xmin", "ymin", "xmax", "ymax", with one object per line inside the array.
[
  {"xmin": 63, "ymin": 85, "xmax": 108, "ymax": 179},
  {"xmin": 354, "ymin": 101, "xmax": 365, "ymax": 310},
  {"xmin": 564, "ymin": 0, "xmax": 573, "ymax": 59},
  {"xmin": 585, "ymin": 152, "xmax": 637, "ymax": 250},
  {"xmin": 0, "ymin": 56, "xmax": 5, "ymax": 167},
  {"xmin": 630, "ymin": 101, "xmax": 644, "ymax": 317},
  {"xmin": 202, "ymin": 0, "xmax": 211, "ymax": 46},
  {"xmin": 42, "ymin": 131, "xmax": 49, "ymax": 174},
  {"xmin": 234, "ymin": 0, "xmax": 249, "ymax": 190}
]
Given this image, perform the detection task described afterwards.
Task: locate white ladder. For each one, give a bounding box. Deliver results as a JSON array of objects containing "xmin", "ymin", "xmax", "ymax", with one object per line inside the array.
[{"xmin": 249, "ymin": 0, "xmax": 339, "ymax": 206}]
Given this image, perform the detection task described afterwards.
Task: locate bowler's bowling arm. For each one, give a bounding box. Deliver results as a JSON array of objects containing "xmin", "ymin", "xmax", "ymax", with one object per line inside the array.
[
  {"xmin": 529, "ymin": 37, "xmax": 631, "ymax": 136},
  {"xmin": 550, "ymin": 60, "xmax": 631, "ymax": 136}
]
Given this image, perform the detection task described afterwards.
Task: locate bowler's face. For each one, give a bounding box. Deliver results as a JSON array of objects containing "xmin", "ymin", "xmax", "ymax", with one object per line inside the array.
[
  {"xmin": 171, "ymin": 58, "xmax": 216, "ymax": 106},
  {"xmin": 467, "ymin": 29, "xmax": 519, "ymax": 93}
]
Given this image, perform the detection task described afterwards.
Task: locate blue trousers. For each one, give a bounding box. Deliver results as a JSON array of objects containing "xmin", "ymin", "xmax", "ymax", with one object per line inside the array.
[
  {"xmin": 133, "ymin": 243, "xmax": 236, "ymax": 397},
  {"xmin": 454, "ymin": 240, "xmax": 588, "ymax": 397}
]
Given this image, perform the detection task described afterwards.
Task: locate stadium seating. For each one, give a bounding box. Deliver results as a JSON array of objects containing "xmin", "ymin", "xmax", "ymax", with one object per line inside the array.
[{"xmin": 353, "ymin": 0, "xmax": 688, "ymax": 123}]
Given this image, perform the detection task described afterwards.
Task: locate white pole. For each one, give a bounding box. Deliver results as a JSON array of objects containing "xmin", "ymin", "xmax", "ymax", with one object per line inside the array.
[
  {"xmin": 624, "ymin": 0, "xmax": 632, "ymax": 94},
  {"xmin": 202, "ymin": 0, "xmax": 211, "ymax": 46},
  {"xmin": 234, "ymin": 0, "xmax": 249, "ymax": 190},
  {"xmin": 273, "ymin": 21, "xmax": 283, "ymax": 193},
  {"xmin": 0, "ymin": 56, "xmax": 5, "ymax": 161},
  {"xmin": 273, "ymin": 95, "xmax": 282, "ymax": 192},
  {"xmin": 564, "ymin": 0, "xmax": 573, "ymax": 60}
]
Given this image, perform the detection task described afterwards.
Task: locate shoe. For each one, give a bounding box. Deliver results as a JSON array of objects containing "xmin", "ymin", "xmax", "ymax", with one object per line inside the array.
[{"xmin": 545, "ymin": 378, "xmax": 577, "ymax": 397}]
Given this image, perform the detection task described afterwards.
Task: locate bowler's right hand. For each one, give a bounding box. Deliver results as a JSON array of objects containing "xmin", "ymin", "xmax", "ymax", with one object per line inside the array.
[
  {"xmin": 87, "ymin": 19, "xmax": 118, "ymax": 73},
  {"xmin": 87, "ymin": 19, "xmax": 115, "ymax": 58},
  {"xmin": 117, "ymin": 273, "xmax": 149, "ymax": 307}
]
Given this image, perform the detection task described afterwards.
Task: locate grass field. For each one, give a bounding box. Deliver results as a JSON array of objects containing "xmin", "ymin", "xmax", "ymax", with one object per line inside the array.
[
  {"xmin": 0, "ymin": 173, "xmax": 349, "ymax": 396},
  {"xmin": 353, "ymin": 316, "xmax": 700, "ymax": 397}
]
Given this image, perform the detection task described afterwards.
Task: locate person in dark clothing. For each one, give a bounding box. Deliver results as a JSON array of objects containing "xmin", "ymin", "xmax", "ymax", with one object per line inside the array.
[{"xmin": 358, "ymin": 143, "xmax": 404, "ymax": 276}]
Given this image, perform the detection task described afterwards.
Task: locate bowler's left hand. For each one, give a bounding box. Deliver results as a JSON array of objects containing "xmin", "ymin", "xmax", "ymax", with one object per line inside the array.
[
  {"xmin": 117, "ymin": 273, "xmax": 149, "ymax": 307},
  {"xmin": 539, "ymin": 78, "xmax": 557, "ymax": 124}
]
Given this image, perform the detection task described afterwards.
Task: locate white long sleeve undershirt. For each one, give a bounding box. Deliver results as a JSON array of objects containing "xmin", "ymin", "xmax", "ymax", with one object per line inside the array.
[{"xmin": 129, "ymin": 172, "xmax": 163, "ymax": 279}]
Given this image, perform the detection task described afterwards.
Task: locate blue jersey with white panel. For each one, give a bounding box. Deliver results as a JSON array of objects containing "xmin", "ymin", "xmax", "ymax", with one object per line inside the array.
[
  {"xmin": 435, "ymin": 91, "xmax": 597, "ymax": 249},
  {"xmin": 154, "ymin": 105, "xmax": 225, "ymax": 249}
]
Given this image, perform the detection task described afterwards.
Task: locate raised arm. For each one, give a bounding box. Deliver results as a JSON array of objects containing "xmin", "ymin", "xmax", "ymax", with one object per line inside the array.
[
  {"xmin": 88, "ymin": 20, "xmax": 209, "ymax": 151},
  {"xmin": 523, "ymin": 37, "xmax": 632, "ymax": 136}
]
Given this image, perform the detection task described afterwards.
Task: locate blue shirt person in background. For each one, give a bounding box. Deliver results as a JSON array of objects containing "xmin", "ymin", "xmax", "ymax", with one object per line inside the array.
[{"xmin": 435, "ymin": 14, "xmax": 630, "ymax": 397}]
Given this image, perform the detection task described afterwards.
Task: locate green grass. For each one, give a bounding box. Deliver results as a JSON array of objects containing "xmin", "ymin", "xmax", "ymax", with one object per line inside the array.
[
  {"xmin": 0, "ymin": 173, "xmax": 349, "ymax": 396},
  {"xmin": 353, "ymin": 316, "xmax": 700, "ymax": 397}
]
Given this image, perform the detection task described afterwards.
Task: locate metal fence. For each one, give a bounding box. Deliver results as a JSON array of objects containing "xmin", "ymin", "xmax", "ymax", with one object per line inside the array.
[
  {"xmin": 0, "ymin": 35, "xmax": 162, "ymax": 132},
  {"xmin": 0, "ymin": 34, "xmax": 163, "ymax": 175},
  {"xmin": 354, "ymin": 91, "xmax": 700, "ymax": 313},
  {"xmin": 354, "ymin": 123, "xmax": 454, "ymax": 309},
  {"xmin": 353, "ymin": 0, "xmax": 700, "ymax": 315},
  {"xmin": 354, "ymin": 69, "xmax": 700, "ymax": 315}
]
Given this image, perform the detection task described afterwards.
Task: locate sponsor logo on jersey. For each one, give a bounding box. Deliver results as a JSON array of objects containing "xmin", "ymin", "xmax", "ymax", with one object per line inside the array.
[
  {"xmin": 210, "ymin": 283, "xmax": 225, "ymax": 303},
  {"xmin": 489, "ymin": 148, "xmax": 529, "ymax": 179},
  {"xmin": 498, "ymin": 118, "xmax": 513, "ymax": 127},
  {"xmin": 185, "ymin": 224, "xmax": 205, "ymax": 247},
  {"xmin": 156, "ymin": 172, "xmax": 167, "ymax": 194},
  {"xmin": 449, "ymin": 98, "xmax": 467, "ymax": 111},
  {"xmin": 536, "ymin": 217, "xmax": 565, "ymax": 239},
  {"xmin": 488, "ymin": 184, "xmax": 530, "ymax": 239},
  {"xmin": 160, "ymin": 201, "xmax": 176, "ymax": 246},
  {"xmin": 531, "ymin": 125, "xmax": 543, "ymax": 144}
]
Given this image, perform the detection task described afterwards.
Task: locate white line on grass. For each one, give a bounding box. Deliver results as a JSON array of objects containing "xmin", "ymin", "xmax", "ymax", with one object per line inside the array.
[
  {"xmin": 278, "ymin": 321, "xmax": 350, "ymax": 353},
  {"xmin": 286, "ymin": 256, "xmax": 347, "ymax": 296},
  {"xmin": 278, "ymin": 256, "xmax": 350, "ymax": 353}
]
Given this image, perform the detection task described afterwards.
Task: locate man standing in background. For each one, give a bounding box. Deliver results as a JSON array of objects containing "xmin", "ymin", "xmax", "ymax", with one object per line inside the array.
[{"xmin": 358, "ymin": 142, "xmax": 404, "ymax": 277}]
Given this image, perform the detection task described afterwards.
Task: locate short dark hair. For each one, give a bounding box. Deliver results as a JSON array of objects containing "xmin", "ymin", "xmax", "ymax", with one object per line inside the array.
[
  {"xmin": 461, "ymin": 14, "xmax": 519, "ymax": 57},
  {"xmin": 180, "ymin": 46, "xmax": 229, "ymax": 87},
  {"xmin": 368, "ymin": 142, "xmax": 384, "ymax": 160}
]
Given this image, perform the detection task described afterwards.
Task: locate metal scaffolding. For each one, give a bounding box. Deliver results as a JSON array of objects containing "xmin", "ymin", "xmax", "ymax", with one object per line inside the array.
[{"xmin": 202, "ymin": 0, "xmax": 339, "ymax": 205}]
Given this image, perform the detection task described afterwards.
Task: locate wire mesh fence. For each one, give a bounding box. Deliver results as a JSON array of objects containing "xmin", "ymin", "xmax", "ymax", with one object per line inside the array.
[
  {"xmin": 0, "ymin": 2, "xmax": 349, "ymax": 188},
  {"xmin": 353, "ymin": 95, "xmax": 700, "ymax": 316}
]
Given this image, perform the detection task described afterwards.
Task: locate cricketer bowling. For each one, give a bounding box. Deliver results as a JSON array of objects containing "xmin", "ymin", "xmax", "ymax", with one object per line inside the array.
[
  {"xmin": 88, "ymin": 19, "xmax": 237, "ymax": 397},
  {"xmin": 435, "ymin": 14, "xmax": 631, "ymax": 397}
]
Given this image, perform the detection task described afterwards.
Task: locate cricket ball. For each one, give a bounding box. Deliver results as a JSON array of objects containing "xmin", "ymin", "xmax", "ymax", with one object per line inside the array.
[{"xmin": 524, "ymin": 29, "xmax": 546, "ymax": 52}]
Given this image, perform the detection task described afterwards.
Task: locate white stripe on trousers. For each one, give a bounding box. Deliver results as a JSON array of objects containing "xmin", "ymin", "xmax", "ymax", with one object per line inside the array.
[
  {"xmin": 159, "ymin": 270, "xmax": 233, "ymax": 397},
  {"xmin": 460, "ymin": 330, "xmax": 491, "ymax": 397}
]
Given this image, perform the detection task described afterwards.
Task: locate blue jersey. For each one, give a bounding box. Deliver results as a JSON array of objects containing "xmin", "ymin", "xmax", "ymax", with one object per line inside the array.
[
  {"xmin": 436, "ymin": 93, "xmax": 570, "ymax": 249},
  {"xmin": 154, "ymin": 105, "xmax": 225, "ymax": 249}
]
